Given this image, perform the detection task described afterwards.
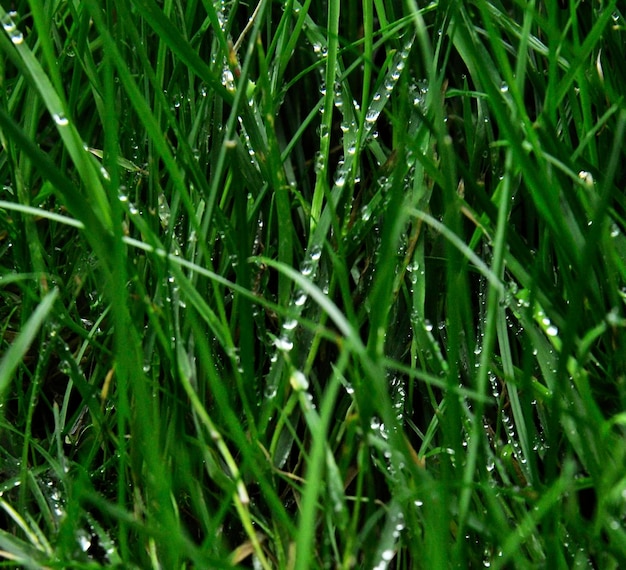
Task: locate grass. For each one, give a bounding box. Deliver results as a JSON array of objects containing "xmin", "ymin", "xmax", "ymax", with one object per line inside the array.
[{"xmin": 1, "ymin": 0, "xmax": 626, "ymax": 567}]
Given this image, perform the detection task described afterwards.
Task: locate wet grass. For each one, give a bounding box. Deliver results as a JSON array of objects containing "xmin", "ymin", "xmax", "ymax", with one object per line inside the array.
[{"xmin": 1, "ymin": 0, "xmax": 625, "ymax": 568}]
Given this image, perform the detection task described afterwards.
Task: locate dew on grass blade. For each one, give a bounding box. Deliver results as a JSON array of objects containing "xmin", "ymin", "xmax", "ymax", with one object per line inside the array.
[
  {"xmin": 289, "ymin": 370, "xmax": 308, "ymax": 392},
  {"xmin": 300, "ymin": 260, "xmax": 314, "ymax": 277},
  {"xmin": 52, "ymin": 113, "xmax": 69, "ymax": 126},
  {"xmin": 293, "ymin": 290, "xmax": 307, "ymax": 307},
  {"xmin": 309, "ymin": 244, "xmax": 322, "ymax": 261},
  {"xmin": 365, "ymin": 109, "xmax": 380, "ymax": 124},
  {"xmin": 334, "ymin": 170, "xmax": 347, "ymax": 188},
  {"xmin": 274, "ymin": 335, "xmax": 293, "ymax": 352},
  {"xmin": 1, "ymin": 10, "xmax": 23, "ymax": 44},
  {"xmin": 10, "ymin": 30, "xmax": 23, "ymax": 44}
]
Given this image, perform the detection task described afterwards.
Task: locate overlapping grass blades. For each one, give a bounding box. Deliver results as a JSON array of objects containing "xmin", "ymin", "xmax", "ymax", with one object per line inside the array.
[{"xmin": 1, "ymin": 0, "xmax": 625, "ymax": 567}]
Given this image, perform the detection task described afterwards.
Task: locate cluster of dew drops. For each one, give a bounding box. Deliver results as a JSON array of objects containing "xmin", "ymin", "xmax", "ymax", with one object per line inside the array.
[{"xmin": 2, "ymin": 10, "xmax": 24, "ymax": 45}]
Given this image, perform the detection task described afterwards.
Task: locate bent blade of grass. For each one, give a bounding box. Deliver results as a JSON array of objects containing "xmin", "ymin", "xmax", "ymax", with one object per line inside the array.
[{"xmin": 0, "ymin": 288, "xmax": 58, "ymax": 403}]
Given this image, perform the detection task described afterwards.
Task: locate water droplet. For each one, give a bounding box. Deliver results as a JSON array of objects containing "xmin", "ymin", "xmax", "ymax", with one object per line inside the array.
[
  {"xmin": 313, "ymin": 151, "xmax": 324, "ymax": 174},
  {"xmin": 309, "ymin": 245, "xmax": 322, "ymax": 261},
  {"xmin": 275, "ymin": 336, "xmax": 293, "ymax": 351},
  {"xmin": 365, "ymin": 109, "xmax": 380, "ymax": 124},
  {"xmin": 290, "ymin": 370, "xmax": 309, "ymax": 391},
  {"xmin": 546, "ymin": 323, "xmax": 559, "ymax": 337},
  {"xmin": 294, "ymin": 290, "xmax": 307, "ymax": 306},
  {"xmin": 578, "ymin": 170, "xmax": 594, "ymax": 186},
  {"xmin": 300, "ymin": 260, "xmax": 314, "ymax": 277},
  {"xmin": 264, "ymin": 385, "xmax": 277, "ymax": 399},
  {"xmin": 53, "ymin": 113, "xmax": 69, "ymax": 126}
]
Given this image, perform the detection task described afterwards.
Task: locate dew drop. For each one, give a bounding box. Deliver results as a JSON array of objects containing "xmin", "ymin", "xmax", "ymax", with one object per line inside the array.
[
  {"xmin": 290, "ymin": 370, "xmax": 309, "ymax": 391},
  {"xmin": 546, "ymin": 324, "xmax": 559, "ymax": 337},
  {"xmin": 309, "ymin": 245, "xmax": 322, "ymax": 261},
  {"xmin": 53, "ymin": 113, "xmax": 69, "ymax": 126},
  {"xmin": 275, "ymin": 336, "xmax": 293, "ymax": 352},
  {"xmin": 293, "ymin": 290, "xmax": 307, "ymax": 306},
  {"xmin": 365, "ymin": 109, "xmax": 379, "ymax": 124}
]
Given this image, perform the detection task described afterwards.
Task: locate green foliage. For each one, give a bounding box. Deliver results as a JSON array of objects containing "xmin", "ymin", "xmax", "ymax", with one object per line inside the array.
[{"xmin": 1, "ymin": 0, "xmax": 625, "ymax": 567}]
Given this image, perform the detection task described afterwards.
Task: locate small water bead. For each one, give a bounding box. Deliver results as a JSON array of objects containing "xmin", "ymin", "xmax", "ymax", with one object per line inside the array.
[
  {"xmin": 275, "ymin": 336, "xmax": 293, "ymax": 351},
  {"xmin": 290, "ymin": 370, "xmax": 309, "ymax": 392},
  {"xmin": 309, "ymin": 245, "xmax": 322, "ymax": 261},
  {"xmin": 313, "ymin": 151, "xmax": 324, "ymax": 174},
  {"xmin": 1, "ymin": 10, "xmax": 23, "ymax": 44},
  {"xmin": 53, "ymin": 113, "xmax": 69, "ymax": 126},
  {"xmin": 334, "ymin": 170, "xmax": 347, "ymax": 188},
  {"xmin": 221, "ymin": 68, "xmax": 235, "ymax": 92},
  {"xmin": 264, "ymin": 385, "xmax": 277, "ymax": 399},
  {"xmin": 294, "ymin": 291, "xmax": 308, "ymax": 306},
  {"xmin": 283, "ymin": 318, "xmax": 298, "ymax": 331},
  {"xmin": 365, "ymin": 109, "xmax": 380, "ymax": 124},
  {"xmin": 300, "ymin": 261, "xmax": 314, "ymax": 277},
  {"xmin": 578, "ymin": 170, "xmax": 594, "ymax": 186},
  {"xmin": 77, "ymin": 530, "xmax": 92, "ymax": 552},
  {"xmin": 545, "ymin": 323, "xmax": 559, "ymax": 337},
  {"xmin": 10, "ymin": 30, "xmax": 23, "ymax": 44}
]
